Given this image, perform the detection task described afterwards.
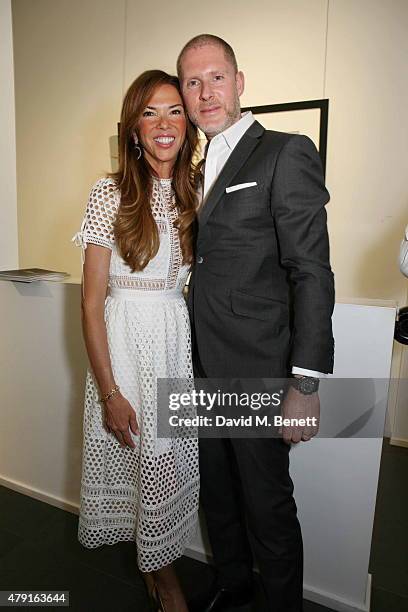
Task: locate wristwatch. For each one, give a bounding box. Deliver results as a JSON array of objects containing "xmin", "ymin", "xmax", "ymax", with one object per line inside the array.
[{"xmin": 290, "ymin": 376, "xmax": 320, "ymax": 395}]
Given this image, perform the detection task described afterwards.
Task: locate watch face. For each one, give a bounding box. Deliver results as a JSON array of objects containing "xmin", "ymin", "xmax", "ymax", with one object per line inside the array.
[{"xmin": 298, "ymin": 377, "xmax": 319, "ymax": 394}]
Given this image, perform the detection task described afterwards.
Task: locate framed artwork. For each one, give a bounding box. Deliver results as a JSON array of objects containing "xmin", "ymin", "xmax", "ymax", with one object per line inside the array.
[{"xmin": 241, "ymin": 99, "xmax": 329, "ymax": 178}]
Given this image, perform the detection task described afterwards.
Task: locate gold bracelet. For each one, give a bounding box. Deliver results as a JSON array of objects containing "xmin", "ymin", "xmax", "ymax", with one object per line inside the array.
[{"xmin": 99, "ymin": 384, "xmax": 120, "ymax": 403}]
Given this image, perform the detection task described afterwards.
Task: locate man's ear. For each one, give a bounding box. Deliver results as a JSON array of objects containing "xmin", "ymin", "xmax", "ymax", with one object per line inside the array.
[{"xmin": 236, "ymin": 71, "xmax": 245, "ymax": 97}]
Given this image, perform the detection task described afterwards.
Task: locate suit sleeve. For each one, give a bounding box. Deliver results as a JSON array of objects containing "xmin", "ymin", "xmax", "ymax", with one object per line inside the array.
[{"xmin": 271, "ymin": 135, "xmax": 335, "ymax": 374}]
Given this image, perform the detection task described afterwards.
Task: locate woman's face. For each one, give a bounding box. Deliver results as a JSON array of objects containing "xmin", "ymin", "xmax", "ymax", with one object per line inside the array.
[{"xmin": 137, "ymin": 83, "xmax": 187, "ymax": 178}]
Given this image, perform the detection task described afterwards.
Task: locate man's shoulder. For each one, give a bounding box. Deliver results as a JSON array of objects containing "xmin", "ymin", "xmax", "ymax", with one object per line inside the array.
[
  {"xmin": 261, "ymin": 128, "xmax": 307, "ymax": 146},
  {"xmin": 257, "ymin": 127, "xmax": 317, "ymax": 157},
  {"xmin": 262, "ymin": 128, "xmax": 292, "ymax": 141}
]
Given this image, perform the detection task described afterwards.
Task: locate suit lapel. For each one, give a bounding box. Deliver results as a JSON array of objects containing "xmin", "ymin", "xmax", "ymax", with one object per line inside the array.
[{"xmin": 199, "ymin": 120, "xmax": 265, "ymax": 227}]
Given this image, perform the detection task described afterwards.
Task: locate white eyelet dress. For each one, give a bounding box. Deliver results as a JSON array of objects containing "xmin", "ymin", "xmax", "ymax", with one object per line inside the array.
[{"xmin": 72, "ymin": 176, "xmax": 199, "ymax": 572}]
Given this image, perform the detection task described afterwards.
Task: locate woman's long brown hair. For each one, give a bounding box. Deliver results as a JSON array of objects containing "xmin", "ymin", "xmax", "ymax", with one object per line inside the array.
[{"xmin": 110, "ymin": 70, "xmax": 198, "ymax": 272}]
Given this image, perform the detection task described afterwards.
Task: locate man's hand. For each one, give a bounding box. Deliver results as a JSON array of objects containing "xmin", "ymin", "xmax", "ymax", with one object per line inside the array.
[{"xmin": 280, "ymin": 386, "xmax": 320, "ymax": 445}]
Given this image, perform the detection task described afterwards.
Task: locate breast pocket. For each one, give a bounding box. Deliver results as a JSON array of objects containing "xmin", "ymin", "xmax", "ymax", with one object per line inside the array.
[{"xmin": 224, "ymin": 183, "xmax": 269, "ymax": 216}]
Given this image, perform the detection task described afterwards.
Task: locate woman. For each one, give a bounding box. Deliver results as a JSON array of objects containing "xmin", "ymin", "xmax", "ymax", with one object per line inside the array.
[{"xmin": 72, "ymin": 70, "xmax": 199, "ymax": 612}]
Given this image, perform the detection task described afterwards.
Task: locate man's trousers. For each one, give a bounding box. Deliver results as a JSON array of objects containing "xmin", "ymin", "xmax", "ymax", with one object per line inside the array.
[{"xmin": 198, "ymin": 433, "xmax": 304, "ymax": 611}]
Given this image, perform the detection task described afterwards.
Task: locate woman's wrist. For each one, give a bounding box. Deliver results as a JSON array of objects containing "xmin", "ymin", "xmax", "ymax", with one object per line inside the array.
[{"xmin": 99, "ymin": 384, "xmax": 120, "ymax": 403}]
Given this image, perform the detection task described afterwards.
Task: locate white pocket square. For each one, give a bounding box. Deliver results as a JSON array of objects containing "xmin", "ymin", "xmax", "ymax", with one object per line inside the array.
[{"xmin": 225, "ymin": 182, "xmax": 257, "ymax": 193}]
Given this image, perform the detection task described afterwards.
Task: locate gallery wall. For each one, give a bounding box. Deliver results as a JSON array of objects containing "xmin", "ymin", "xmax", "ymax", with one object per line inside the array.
[
  {"xmin": 11, "ymin": 0, "xmax": 408, "ymax": 302},
  {"xmin": 12, "ymin": 0, "xmax": 408, "ymax": 301},
  {"xmin": 8, "ymin": 0, "xmax": 408, "ymax": 436},
  {"xmin": 0, "ymin": 0, "xmax": 18, "ymax": 269},
  {"xmin": 324, "ymin": 0, "xmax": 408, "ymax": 305},
  {"xmin": 12, "ymin": 0, "xmax": 126, "ymax": 280}
]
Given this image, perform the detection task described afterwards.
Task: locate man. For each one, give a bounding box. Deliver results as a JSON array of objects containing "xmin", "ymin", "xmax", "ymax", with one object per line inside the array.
[{"xmin": 177, "ymin": 34, "xmax": 334, "ymax": 612}]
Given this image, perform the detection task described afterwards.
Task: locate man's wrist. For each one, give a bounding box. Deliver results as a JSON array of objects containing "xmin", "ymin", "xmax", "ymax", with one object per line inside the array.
[{"xmin": 290, "ymin": 375, "xmax": 320, "ymax": 395}]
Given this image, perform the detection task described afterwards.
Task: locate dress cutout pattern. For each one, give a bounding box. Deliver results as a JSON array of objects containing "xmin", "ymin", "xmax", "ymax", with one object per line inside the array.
[{"xmin": 73, "ymin": 177, "xmax": 199, "ymax": 572}]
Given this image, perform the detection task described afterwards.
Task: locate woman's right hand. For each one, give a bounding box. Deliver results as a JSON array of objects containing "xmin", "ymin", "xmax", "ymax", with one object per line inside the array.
[{"xmin": 103, "ymin": 392, "xmax": 139, "ymax": 448}]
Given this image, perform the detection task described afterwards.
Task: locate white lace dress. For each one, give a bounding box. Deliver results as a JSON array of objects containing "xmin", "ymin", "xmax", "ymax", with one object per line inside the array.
[{"xmin": 72, "ymin": 176, "xmax": 199, "ymax": 572}]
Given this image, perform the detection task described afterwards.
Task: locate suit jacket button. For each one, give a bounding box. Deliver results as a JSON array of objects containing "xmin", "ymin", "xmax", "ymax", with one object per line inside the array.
[{"xmin": 197, "ymin": 255, "xmax": 204, "ymax": 264}]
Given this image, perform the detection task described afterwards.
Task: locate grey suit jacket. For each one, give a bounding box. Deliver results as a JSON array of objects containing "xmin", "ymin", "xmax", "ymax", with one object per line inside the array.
[{"xmin": 188, "ymin": 120, "xmax": 335, "ymax": 378}]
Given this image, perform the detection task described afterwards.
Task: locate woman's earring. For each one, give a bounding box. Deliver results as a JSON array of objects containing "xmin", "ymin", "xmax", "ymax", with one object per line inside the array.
[{"xmin": 132, "ymin": 133, "xmax": 142, "ymax": 160}]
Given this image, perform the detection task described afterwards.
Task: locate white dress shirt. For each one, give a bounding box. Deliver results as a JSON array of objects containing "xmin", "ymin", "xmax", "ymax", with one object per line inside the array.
[
  {"xmin": 203, "ymin": 111, "xmax": 256, "ymax": 200},
  {"xmin": 202, "ymin": 112, "xmax": 326, "ymax": 378}
]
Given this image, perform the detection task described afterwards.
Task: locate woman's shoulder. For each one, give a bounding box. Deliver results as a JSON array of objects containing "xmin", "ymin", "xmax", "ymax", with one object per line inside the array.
[
  {"xmin": 89, "ymin": 176, "xmax": 120, "ymax": 195},
  {"xmin": 88, "ymin": 176, "xmax": 120, "ymax": 209}
]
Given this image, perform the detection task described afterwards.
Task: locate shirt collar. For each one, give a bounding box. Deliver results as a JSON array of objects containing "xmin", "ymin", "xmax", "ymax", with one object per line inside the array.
[{"xmin": 208, "ymin": 111, "xmax": 255, "ymax": 153}]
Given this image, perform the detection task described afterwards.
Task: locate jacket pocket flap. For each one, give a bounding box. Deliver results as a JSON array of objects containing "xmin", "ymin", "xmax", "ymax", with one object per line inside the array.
[{"xmin": 230, "ymin": 290, "xmax": 288, "ymax": 323}]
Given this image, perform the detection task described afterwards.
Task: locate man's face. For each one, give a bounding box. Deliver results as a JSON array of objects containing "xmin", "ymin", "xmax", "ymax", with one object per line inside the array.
[{"xmin": 180, "ymin": 44, "xmax": 244, "ymax": 139}]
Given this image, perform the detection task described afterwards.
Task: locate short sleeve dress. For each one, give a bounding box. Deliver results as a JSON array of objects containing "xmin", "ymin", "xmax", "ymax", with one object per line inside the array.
[{"xmin": 72, "ymin": 176, "xmax": 199, "ymax": 572}]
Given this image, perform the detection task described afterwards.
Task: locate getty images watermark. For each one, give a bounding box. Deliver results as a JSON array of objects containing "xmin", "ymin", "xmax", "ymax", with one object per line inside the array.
[
  {"xmin": 167, "ymin": 388, "xmax": 316, "ymax": 429},
  {"xmin": 157, "ymin": 377, "xmax": 393, "ymax": 439}
]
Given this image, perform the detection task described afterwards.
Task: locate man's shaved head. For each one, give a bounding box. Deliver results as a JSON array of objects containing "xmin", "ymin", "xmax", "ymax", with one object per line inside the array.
[{"xmin": 177, "ymin": 34, "xmax": 238, "ymax": 78}]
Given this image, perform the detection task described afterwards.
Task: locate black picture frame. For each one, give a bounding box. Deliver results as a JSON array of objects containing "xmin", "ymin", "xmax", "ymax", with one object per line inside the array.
[{"xmin": 241, "ymin": 99, "xmax": 329, "ymax": 178}]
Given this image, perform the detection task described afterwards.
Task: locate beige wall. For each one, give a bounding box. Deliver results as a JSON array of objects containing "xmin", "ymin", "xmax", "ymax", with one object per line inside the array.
[
  {"xmin": 0, "ymin": 0, "xmax": 18, "ymax": 269},
  {"xmin": 325, "ymin": 0, "xmax": 408, "ymax": 304},
  {"xmin": 12, "ymin": 0, "xmax": 126, "ymax": 277},
  {"xmin": 12, "ymin": 0, "xmax": 408, "ymax": 306}
]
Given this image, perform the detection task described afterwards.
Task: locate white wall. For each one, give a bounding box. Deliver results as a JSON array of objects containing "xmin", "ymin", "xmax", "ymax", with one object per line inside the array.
[
  {"xmin": 0, "ymin": 281, "xmax": 84, "ymax": 509},
  {"xmin": 0, "ymin": 0, "xmax": 18, "ymax": 269}
]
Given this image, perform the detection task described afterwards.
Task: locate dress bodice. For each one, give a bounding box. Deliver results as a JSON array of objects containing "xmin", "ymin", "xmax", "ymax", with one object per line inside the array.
[{"xmin": 73, "ymin": 177, "xmax": 190, "ymax": 291}]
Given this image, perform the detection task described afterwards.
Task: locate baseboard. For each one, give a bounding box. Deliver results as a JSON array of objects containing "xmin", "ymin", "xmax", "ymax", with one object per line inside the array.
[
  {"xmin": 0, "ymin": 475, "xmax": 79, "ymax": 515},
  {"xmin": 303, "ymin": 574, "xmax": 371, "ymax": 612},
  {"xmin": 185, "ymin": 547, "xmax": 371, "ymax": 612},
  {"xmin": 390, "ymin": 437, "xmax": 408, "ymax": 448},
  {"xmin": 383, "ymin": 428, "xmax": 392, "ymax": 438}
]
